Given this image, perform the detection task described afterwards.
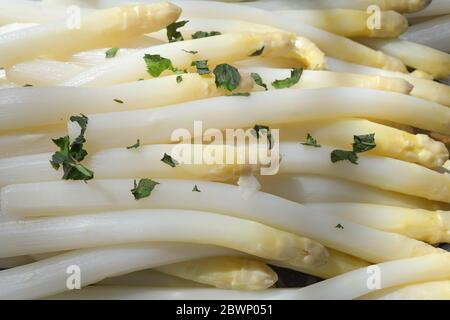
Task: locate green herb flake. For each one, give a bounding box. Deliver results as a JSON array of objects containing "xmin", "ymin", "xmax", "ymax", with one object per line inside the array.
[
  {"xmin": 302, "ymin": 133, "xmax": 321, "ymax": 148},
  {"xmin": 113, "ymin": 99, "xmax": 124, "ymax": 104},
  {"xmin": 353, "ymin": 133, "xmax": 376, "ymax": 153},
  {"xmin": 228, "ymin": 92, "xmax": 250, "ymax": 97},
  {"xmin": 126, "ymin": 139, "xmax": 140, "ymax": 150},
  {"xmin": 191, "ymin": 31, "xmax": 221, "ymax": 39},
  {"xmin": 271, "ymin": 68, "xmax": 303, "ymax": 89},
  {"xmin": 191, "ymin": 60, "xmax": 211, "ymax": 75},
  {"xmin": 176, "ymin": 75, "xmax": 183, "ymax": 83},
  {"xmin": 335, "ymin": 224, "xmax": 345, "ymax": 229},
  {"xmin": 250, "ymin": 46, "xmax": 265, "ymax": 57},
  {"xmin": 105, "ymin": 48, "xmax": 119, "ymax": 58},
  {"xmin": 192, "ymin": 185, "xmax": 201, "ymax": 192},
  {"xmin": 252, "ymin": 124, "xmax": 274, "ymax": 150},
  {"xmin": 50, "ymin": 114, "xmax": 94, "ymax": 181},
  {"xmin": 143, "ymin": 54, "xmax": 175, "ymax": 77},
  {"xmin": 331, "ymin": 150, "xmax": 359, "ymax": 164},
  {"xmin": 250, "ymin": 72, "xmax": 268, "ymax": 91},
  {"xmin": 131, "ymin": 179, "xmax": 160, "ymax": 200},
  {"xmin": 23, "ymin": 84, "xmax": 33, "ymax": 87},
  {"xmin": 182, "ymin": 49, "xmax": 198, "ymax": 54},
  {"xmin": 213, "ymin": 64, "xmax": 241, "ymax": 91},
  {"xmin": 166, "ymin": 20, "xmax": 189, "ymax": 42},
  {"xmin": 161, "ymin": 153, "xmax": 179, "ymax": 168}
]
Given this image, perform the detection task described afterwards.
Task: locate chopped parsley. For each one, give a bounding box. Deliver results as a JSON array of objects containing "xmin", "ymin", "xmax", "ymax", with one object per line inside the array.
[
  {"xmin": 182, "ymin": 49, "xmax": 198, "ymax": 54},
  {"xmin": 252, "ymin": 124, "xmax": 274, "ymax": 150},
  {"xmin": 250, "ymin": 72, "xmax": 268, "ymax": 91},
  {"xmin": 161, "ymin": 153, "xmax": 179, "ymax": 167},
  {"xmin": 353, "ymin": 133, "xmax": 376, "ymax": 153},
  {"xmin": 113, "ymin": 99, "xmax": 124, "ymax": 104},
  {"xmin": 50, "ymin": 114, "xmax": 94, "ymax": 181},
  {"xmin": 335, "ymin": 224, "xmax": 345, "ymax": 229},
  {"xmin": 126, "ymin": 139, "xmax": 140, "ymax": 149},
  {"xmin": 192, "ymin": 185, "xmax": 201, "ymax": 192},
  {"xmin": 191, "ymin": 31, "xmax": 221, "ymax": 39},
  {"xmin": 191, "ymin": 60, "xmax": 211, "ymax": 75},
  {"xmin": 23, "ymin": 84, "xmax": 33, "ymax": 87},
  {"xmin": 302, "ymin": 133, "xmax": 321, "ymax": 148},
  {"xmin": 131, "ymin": 179, "xmax": 160, "ymax": 200},
  {"xmin": 271, "ymin": 68, "xmax": 303, "ymax": 89},
  {"xmin": 176, "ymin": 75, "xmax": 183, "ymax": 83},
  {"xmin": 228, "ymin": 92, "xmax": 250, "ymax": 96},
  {"xmin": 331, "ymin": 150, "xmax": 359, "ymax": 164},
  {"xmin": 213, "ymin": 64, "xmax": 241, "ymax": 92},
  {"xmin": 250, "ymin": 46, "xmax": 265, "ymax": 57},
  {"xmin": 166, "ymin": 20, "xmax": 189, "ymax": 42},
  {"xmin": 105, "ymin": 48, "xmax": 119, "ymax": 58},
  {"xmin": 143, "ymin": 54, "xmax": 175, "ymax": 77}
]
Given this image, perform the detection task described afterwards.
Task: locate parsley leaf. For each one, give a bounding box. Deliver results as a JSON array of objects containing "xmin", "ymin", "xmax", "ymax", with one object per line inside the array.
[
  {"xmin": 250, "ymin": 46, "xmax": 265, "ymax": 57},
  {"xmin": 105, "ymin": 48, "xmax": 119, "ymax": 58},
  {"xmin": 302, "ymin": 133, "xmax": 321, "ymax": 148},
  {"xmin": 191, "ymin": 60, "xmax": 211, "ymax": 75},
  {"xmin": 131, "ymin": 179, "xmax": 160, "ymax": 200},
  {"xmin": 213, "ymin": 64, "xmax": 241, "ymax": 91},
  {"xmin": 161, "ymin": 153, "xmax": 179, "ymax": 167},
  {"xmin": 144, "ymin": 54, "xmax": 175, "ymax": 77},
  {"xmin": 23, "ymin": 84, "xmax": 33, "ymax": 87},
  {"xmin": 336, "ymin": 224, "xmax": 345, "ymax": 229},
  {"xmin": 192, "ymin": 185, "xmax": 201, "ymax": 192},
  {"xmin": 331, "ymin": 150, "xmax": 358, "ymax": 164},
  {"xmin": 50, "ymin": 114, "xmax": 94, "ymax": 181},
  {"xmin": 228, "ymin": 92, "xmax": 250, "ymax": 96},
  {"xmin": 126, "ymin": 139, "xmax": 140, "ymax": 149},
  {"xmin": 113, "ymin": 99, "xmax": 124, "ymax": 104},
  {"xmin": 353, "ymin": 133, "xmax": 376, "ymax": 153},
  {"xmin": 176, "ymin": 75, "xmax": 183, "ymax": 83},
  {"xmin": 271, "ymin": 68, "xmax": 303, "ymax": 89},
  {"xmin": 166, "ymin": 20, "xmax": 189, "ymax": 42},
  {"xmin": 250, "ymin": 72, "xmax": 268, "ymax": 91},
  {"xmin": 182, "ymin": 49, "xmax": 198, "ymax": 54},
  {"xmin": 252, "ymin": 124, "xmax": 274, "ymax": 150},
  {"xmin": 191, "ymin": 31, "xmax": 221, "ymax": 39}
]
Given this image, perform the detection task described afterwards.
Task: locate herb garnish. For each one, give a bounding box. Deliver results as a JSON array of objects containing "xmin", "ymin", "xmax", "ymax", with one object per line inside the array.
[
  {"xmin": 272, "ymin": 68, "xmax": 303, "ymax": 89},
  {"xmin": 126, "ymin": 139, "xmax": 140, "ymax": 149},
  {"xmin": 192, "ymin": 185, "xmax": 201, "ymax": 192},
  {"xmin": 252, "ymin": 124, "xmax": 274, "ymax": 150},
  {"xmin": 161, "ymin": 153, "xmax": 179, "ymax": 167},
  {"xmin": 176, "ymin": 75, "xmax": 183, "ymax": 83},
  {"xmin": 191, "ymin": 60, "xmax": 211, "ymax": 75},
  {"xmin": 250, "ymin": 46, "xmax": 265, "ymax": 57},
  {"xmin": 302, "ymin": 133, "xmax": 321, "ymax": 148},
  {"xmin": 143, "ymin": 54, "xmax": 176, "ymax": 77},
  {"xmin": 191, "ymin": 31, "xmax": 221, "ymax": 39},
  {"xmin": 228, "ymin": 92, "xmax": 250, "ymax": 97},
  {"xmin": 182, "ymin": 49, "xmax": 198, "ymax": 54},
  {"xmin": 213, "ymin": 64, "xmax": 241, "ymax": 91},
  {"xmin": 336, "ymin": 224, "xmax": 345, "ymax": 229},
  {"xmin": 131, "ymin": 179, "xmax": 160, "ymax": 200},
  {"xmin": 113, "ymin": 99, "xmax": 124, "ymax": 104},
  {"xmin": 331, "ymin": 150, "xmax": 359, "ymax": 164},
  {"xmin": 353, "ymin": 133, "xmax": 376, "ymax": 153},
  {"xmin": 250, "ymin": 72, "xmax": 268, "ymax": 91},
  {"xmin": 166, "ymin": 20, "xmax": 189, "ymax": 42},
  {"xmin": 105, "ymin": 48, "xmax": 119, "ymax": 58}
]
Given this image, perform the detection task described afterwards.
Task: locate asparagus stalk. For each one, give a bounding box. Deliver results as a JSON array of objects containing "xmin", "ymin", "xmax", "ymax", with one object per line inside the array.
[
  {"xmin": 356, "ymin": 38, "xmax": 450, "ymax": 79},
  {"xmin": 360, "ymin": 281, "xmax": 450, "ymax": 300},
  {"xmin": 305, "ymin": 203, "xmax": 450, "ymax": 244},
  {"xmin": 0, "ymin": 0, "xmax": 76, "ymax": 24},
  {"xmin": 0, "ymin": 209, "xmax": 329, "ymax": 267},
  {"xmin": 407, "ymin": 0, "xmax": 450, "ymax": 17},
  {"xmin": 401, "ymin": 15, "xmax": 450, "ymax": 53},
  {"xmin": 0, "ymin": 179, "xmax": 441, "ymax": 263},
  {"xmin": 0, "ymin": 256, "xmax": 35, "ymax": 269},
  {"xmin": 0, "ymin": 3, "xmax": 181, "ymax": 67},
  {"xmin": 156, "ymin": 257, "xmax": 278, "ymax": 290},
  {"xmin": 277, "ymin": 9, "xmax": 408, "ymax": 38},
  {"xmin": 277, "ymin": 118, "xmax": 448, "ymax": 168},
  {"xmin": 326, "ymin": 57, "xmax": 450, "ymax": 107},
  {"xmin": 0, "ymin": 243, "xmax": 239, "ymax": 300},
  {"xmin": 65, "ymin": 89, "xmax": 450, "ymax": 152},
  {"xmin": 258, "ymin": 175, "xmax": 447, "ymax": 211}
]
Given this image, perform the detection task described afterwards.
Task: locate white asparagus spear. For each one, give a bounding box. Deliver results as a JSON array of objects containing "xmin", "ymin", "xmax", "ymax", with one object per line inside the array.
[
  {"xmin": 0, "ymin": 209, "xmax": 329, "ymax": 267},
  {"xmin": 0, "ymin": 256, "xmax": 35, "ymax": 269},
  {"xmin": 276, "ymin": 118, "xmax": 448, "ymax": 168},
  {"xmin": 66, "ymin": 89, "xmax": 450, "ymax": 151},
  {"xmin": 360, "ymin": 281, "xmax": 450, "ymax": 300},
  {"xmin": 0, "ymin": 179, "xmax": 441, "ymax": 263},
  {"xmin": 156, "ymin": 257, "xmax": 278, "ymax": 290},
  {"xmin": 356, "ymin": 38, "xmax": 450, "ymax": 79},
  {"xmin": 0, "ymin": 74, "xmax": 214, "ymax": 131},
  {"xmin": 0, "ymin": 3, "xmax": 181, "ymax": 67},
  {"xmin": 407, "ymin": 0, "xmax": 450, "ymax": 17},
  {"xmin": 401, "ymin": 15, "xmax": 450, "ymax": 53},
  {"xmin": 2, "ymin": 142, "xmax": 450, "ymax": 202},
  {"xmin": 304, "ymin": 203, "xmax": 450, "ymax": 244},
  {"xmin": 326, "ymin": 57, "xmax": 450, "ymax": 107},
  {"xmin": 0, "ymin": 243, "xmax": 239, "ymax": 300},
  {"xmin": 277, "ymin": 9, "xmax": 408, "ymax": 38},
  {"xmin": 0, "ymin": 125, "xmax": 66, "ymax": 159},
  {"xmin": 258, "ymin": 175, "xmax": 447, "ymax": 211},
  {"xmin": 61, "ymin": 32, "xmax": 299, "ymax": 87}
]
